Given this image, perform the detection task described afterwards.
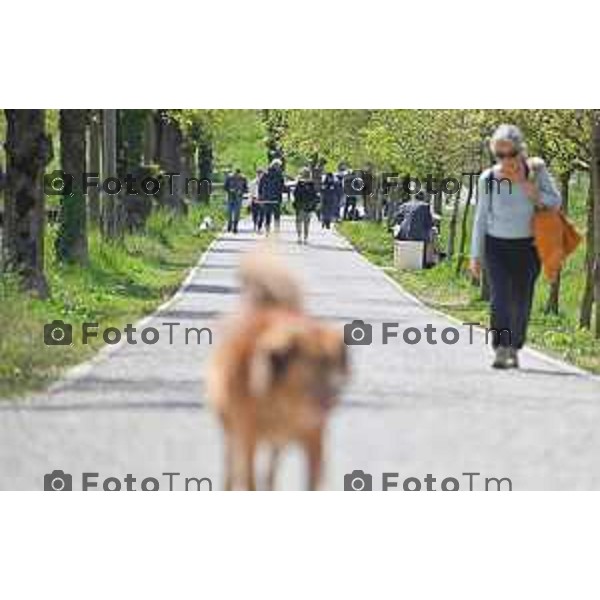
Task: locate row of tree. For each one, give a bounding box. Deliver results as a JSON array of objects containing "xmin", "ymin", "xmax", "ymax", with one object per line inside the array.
[
  {"xmin": 268, "ymin": 109, "xmax": 600, "ymax": 338},
  {"xmin": 2, "ymin": 109, "xmax": 599, "ymax": 338},
  {"xmin": 0, "ymin": 109, "xmax": 218, "ymax": 298}
]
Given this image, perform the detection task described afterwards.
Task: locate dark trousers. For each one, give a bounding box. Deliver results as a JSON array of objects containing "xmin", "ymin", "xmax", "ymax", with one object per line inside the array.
[
  {"xmin": 484, "ymin": 235, "xmax": 541, "ymax": 349},
  {"xmin": 226, "ymin": 198, "xmax": 242, "ymax": 233},
  {"xmin": 343, "ymin": 196, "xmax": 357, "ymax": 220},
  {"xmin": 262, "ymin": 202, "xmax": 280, "ymax": 232},
  {"xmin": 251, "ymin": 202, "xmax": 262, "ymax": 230},
  {"xmin": 295, "ymin": 208, "xmax": 312, "ymax": 239}
]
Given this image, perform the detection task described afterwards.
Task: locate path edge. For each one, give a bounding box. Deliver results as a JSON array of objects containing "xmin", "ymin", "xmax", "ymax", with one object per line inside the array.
[
  {"xmin": 333, "ymin": 226, "xmax": 600, "ymax": 382},
  {"xmin": 41, "ymin": 232, "xmax": 224, "ymax": 397}
]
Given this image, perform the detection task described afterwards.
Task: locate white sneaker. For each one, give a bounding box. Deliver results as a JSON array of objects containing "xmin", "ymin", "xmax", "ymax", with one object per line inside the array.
[
  {"xmin": 492, "ymin": 347, "xmax": 511, "ymax": 369},
  {"xmin": 508, "ymin": 347, "xmax": 520, "ymax": 369}
]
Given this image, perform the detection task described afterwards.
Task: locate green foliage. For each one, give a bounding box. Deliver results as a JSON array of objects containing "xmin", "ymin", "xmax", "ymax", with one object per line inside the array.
[
  {"xmin": 212, "ymin": 110, "xmax": 266, "ymax": 177},
  {"xmin": 337, "ymin": 220, "xmax": 393, "ymax": 267},
  {"xmin": 0, "ymin": 111, "xmax": 5, "ymax": 170},
  {"xmin": 279, "ymin": 109, "xmax": 594, "ymax": 177}
]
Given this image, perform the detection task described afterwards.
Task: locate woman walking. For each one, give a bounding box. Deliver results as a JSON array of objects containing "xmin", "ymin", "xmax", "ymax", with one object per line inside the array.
[
  {"xmin": 293, "ymin": 168, "xmax": 318, "ymax": 244},
  {"xmin": 470, "ymin": 124, "xmax": 561, "ymax": 369}
]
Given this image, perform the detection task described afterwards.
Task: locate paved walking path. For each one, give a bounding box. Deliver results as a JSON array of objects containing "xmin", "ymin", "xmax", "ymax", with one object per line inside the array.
[{"xmin": 1, "ymin": 217, "xmax": 599, "ymax": 490}]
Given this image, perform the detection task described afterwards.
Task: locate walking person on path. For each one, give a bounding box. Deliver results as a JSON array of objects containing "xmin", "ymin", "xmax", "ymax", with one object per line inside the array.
[
  {"xmin": 249, "ymin": 168, "xmax": 264, "ymax": 232},
  {"xmin": 293, "ymin": 167, "xmax": 319, "ymax": 244},
  {"xmin": 258, "ymin": 158, "xmax": 284, "ymax": 234},
  {"xmin": 320, "ymin": 172, "xmax": 340, "ymax": 229},
  {"xmin": 341, "ymin": 165, "xmax": 358, "ymax": 220},
  {"xmin": 470, "ymin": 124, "xmax": 561, "ymax": 369},
  {"xmin": 224, "ymin": 168, "xmax": 248, "ymax": 234},
  {"xmin": 334, "ymin": 163, "xmax": 348, "ymax": 221}
]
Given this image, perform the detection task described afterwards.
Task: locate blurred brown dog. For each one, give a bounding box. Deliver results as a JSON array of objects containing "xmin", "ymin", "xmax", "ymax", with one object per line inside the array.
[{"xmin": 207, "ymin": 249, "xmax": 348, "ymax": 490}]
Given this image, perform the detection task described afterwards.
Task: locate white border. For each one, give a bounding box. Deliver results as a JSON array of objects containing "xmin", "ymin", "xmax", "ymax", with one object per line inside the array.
[
  {"xmin": 1, "ymin": 493, "xmax": 599, "ymax": 600},
  {"xmin": 2, "ymin": 1, "xmax": 597, "ymax": 107}
]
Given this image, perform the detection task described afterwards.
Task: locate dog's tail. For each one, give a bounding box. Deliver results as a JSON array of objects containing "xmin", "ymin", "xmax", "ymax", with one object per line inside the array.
[{"xmin": 239, "ymin": 248, "xmax": 303, "ymax": 311}]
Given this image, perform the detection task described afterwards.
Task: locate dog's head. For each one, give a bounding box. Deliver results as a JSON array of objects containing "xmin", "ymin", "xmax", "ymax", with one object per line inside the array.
[{"xmin": 250, "ymin": 318, "xmax": 348, "ymax": 409}]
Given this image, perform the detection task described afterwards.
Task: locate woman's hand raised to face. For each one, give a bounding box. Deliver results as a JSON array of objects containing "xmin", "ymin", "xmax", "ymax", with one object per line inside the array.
[{"xmin": 499, "ymin": 157, "xmax": 525, "ymax": 182}]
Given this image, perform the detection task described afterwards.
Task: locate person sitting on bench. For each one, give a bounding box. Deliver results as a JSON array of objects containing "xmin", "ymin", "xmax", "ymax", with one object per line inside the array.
[
  {"xmin": 393, "ymin": 191, "xmax": 434, "ymax": 242},
  {"xmin": 393, "ymin": 191, "xmax": 440, "ymax": 267}
]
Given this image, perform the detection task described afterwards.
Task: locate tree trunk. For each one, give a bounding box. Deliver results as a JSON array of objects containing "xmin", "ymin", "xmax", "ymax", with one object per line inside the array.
[
  {"xmin": 198, "ymin": 138, "xmax": 212, "ymax": 179},
  {"xmin": 56, "ymin": 109, "xmax": 88, "ymax": 264},
  {"xmin": 446, "ymin": 194, "xmax": 460, "ymax": 259},
  {"xmin": 144, "ymin": 110, "xmax": 158, "ymax": 165},
  {"xmin": 118, "ymin": 109, "xmax": 146, "ymax": 175},
  {"xmin": 545, "ymin": 171, "xmax": 571, "ymax": 314},
  {"xmin": 101, "ymin": 109, "xmax": 119, "ymax": 238},
  {"xmin": 580, "ymin": 182, "xmax": 595, "ymax": 329},
  {"xmin": 433, "ymin": 171, "xmax": 443, "ymax": 216},
  {"xmin": 3, "ymin": 109, "xmax": 50, "ymax": 297},
  {"xmin": 592, "ymin": 114, "xmax": 600, "ymax": 338},
  {"xmin": 181, "ymin": 141, "xmax": 195, "ymax": 200},
  {"xmin": 197, "ymin": 138, "xmax": 212, "ymax": 203},
  {"xmin": 87, "ymin": 110, "xmax": 102, "ymax": 228},
  {"xmin": 455, "ymin": 173, "xmax": 475, "ymax": 276},
  {"xmin": 157, "ymin": 112, "xmax": 185, "ymax": 213}
]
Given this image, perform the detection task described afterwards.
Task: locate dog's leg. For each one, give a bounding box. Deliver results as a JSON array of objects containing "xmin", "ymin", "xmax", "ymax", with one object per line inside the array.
[
  {"xmin": 304, "ymin": 429, "xmax": 324, "ymax": 491},
  {"xmin": 265, "ymin": 445, "xmax": 281, "ymax": 491},
  {"xmin": 242, "ymin": 434, "xmax": 257, "ymax": 491},
  {"xmin": 232, "ymin": 431, "xmax": 257, "ymax": 491},
  {"xmin": 223, "ymin": 430, "xmax": 233, "ymax": 492}
]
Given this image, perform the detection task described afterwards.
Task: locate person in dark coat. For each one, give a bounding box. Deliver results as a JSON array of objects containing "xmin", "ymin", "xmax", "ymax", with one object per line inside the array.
[
  {"xmin": 259, "ymin": 158, "xmax": 284, "ymax": 234},
  {"xmin": 338, "ymin": 164, "xmax": 358, "ymax": 220},
  {"xmin": 320, "ymin": 172, "xmax": 339, "ymax": 229},
  {"xmin": 393, "ymin": 191, "xmax": 434, "ymax": 242},
  {"xmin": 224, "ymin": 168, "xmax": 248, "ymax": 234},
  {"xmin": 334, "ymin": 164, "xmax": 348, "ymax": 221},
  {"xmin": 293, "ymin": 168, "xmax": 319, "ymax": 244},
  {"xmin": 249, "ymin": 168, "xmax": 264, "ymax": 232}
]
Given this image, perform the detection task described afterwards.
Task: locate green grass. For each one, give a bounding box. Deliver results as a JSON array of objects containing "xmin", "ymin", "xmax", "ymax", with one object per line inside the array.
[
  {"xmin": 337, "ymin": 193, "xmax": 600, "ymax": 374},
  {"xmin": 0, "ymin": 202, "xmax": 224, "ymax": 399}
]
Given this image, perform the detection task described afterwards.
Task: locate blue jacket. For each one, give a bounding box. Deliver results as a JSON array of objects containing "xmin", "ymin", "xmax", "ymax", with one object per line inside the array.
[
  {"xmin": 224, "ymin": 173, "xmax": 248, "ymax": 202},
  {"xmin": 470, "ymin": 160, "xmax": 561, "ymax": 259}
]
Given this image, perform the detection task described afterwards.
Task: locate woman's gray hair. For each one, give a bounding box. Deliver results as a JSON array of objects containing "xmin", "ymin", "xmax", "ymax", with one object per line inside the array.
[{"xmin": 490, "ymin": 124, "xmax": 526, "ymax": 154}]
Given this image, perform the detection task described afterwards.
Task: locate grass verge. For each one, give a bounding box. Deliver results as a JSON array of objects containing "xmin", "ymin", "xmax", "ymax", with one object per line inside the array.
[
  {"xmin": 0, "ymin": 202, "xmax": 225, "ymax": 399},
  {"xmin": 337, "ymin": 219, "xmax": 600, "ymax": 374}
]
